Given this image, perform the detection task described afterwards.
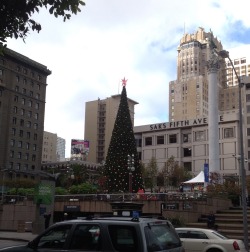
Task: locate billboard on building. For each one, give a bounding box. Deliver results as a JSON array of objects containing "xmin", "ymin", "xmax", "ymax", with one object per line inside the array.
[{"xmin": 71, "ymin": 139, "xmax": 89, "ymax": 159}]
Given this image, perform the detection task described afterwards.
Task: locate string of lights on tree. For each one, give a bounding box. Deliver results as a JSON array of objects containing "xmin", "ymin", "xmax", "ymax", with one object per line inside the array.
[{"xmin": 104, "ymin": 78, "xmax": 144, "ymax": 193}]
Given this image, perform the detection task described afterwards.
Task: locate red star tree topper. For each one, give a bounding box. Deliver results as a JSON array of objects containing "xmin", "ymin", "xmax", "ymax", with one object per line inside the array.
[{"xmin": 121, "ymin": 77, "xmax": 128, "ymax": 86}]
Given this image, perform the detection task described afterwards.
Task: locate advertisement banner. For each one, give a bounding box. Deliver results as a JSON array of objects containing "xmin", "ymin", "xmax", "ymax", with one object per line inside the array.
[
  {"xmin": 71, "ymin": 139, "xmax": 89, "ymax": 157},
  {"xmin": 204, "ymin": 163, "xmax": 209, "ymax": 183}
]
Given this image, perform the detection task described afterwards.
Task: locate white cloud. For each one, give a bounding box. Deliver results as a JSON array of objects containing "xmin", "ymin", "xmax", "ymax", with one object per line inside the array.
[{"xmin": 6, "ymin": 0, "xmax": 250, "ymax": 157}]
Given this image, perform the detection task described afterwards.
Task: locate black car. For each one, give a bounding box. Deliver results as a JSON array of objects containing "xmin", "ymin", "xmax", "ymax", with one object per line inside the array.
[{"xmin": 0, "ymin": 216, "xmax": 184, "ymax": 252}]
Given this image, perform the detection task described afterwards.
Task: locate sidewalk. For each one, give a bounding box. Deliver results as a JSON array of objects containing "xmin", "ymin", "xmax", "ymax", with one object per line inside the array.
[{"xmin": 0, "ymin": 231, "xmax": 37, "ymax": 242}]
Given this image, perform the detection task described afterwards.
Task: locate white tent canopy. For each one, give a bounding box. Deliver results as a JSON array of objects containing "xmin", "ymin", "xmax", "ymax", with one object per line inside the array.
[{"xmin": 183, "ymin": 171, "xmax": 204, "ymax": 184}]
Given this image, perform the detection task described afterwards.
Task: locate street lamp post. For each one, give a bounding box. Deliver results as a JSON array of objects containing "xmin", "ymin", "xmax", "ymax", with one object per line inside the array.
[
  {"xmin": 219, "ymin": 50, "xmax": 249, "ymax": 250},
  {"xmin": 127, "ymin": 154, "xmax": 135, "ymax": 193}
]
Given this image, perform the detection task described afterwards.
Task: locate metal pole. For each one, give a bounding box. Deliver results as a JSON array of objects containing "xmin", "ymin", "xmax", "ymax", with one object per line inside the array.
[
  {"xmin": 129, "ymin": 172, "xmax": 132, "ymax": 193},
  {"xmin": 226, "ymin": 54, "xmax": 249, "ymax": 250},
  {"xmin": 128, "ymin": 154, "xmax": 134, "ymax": 193}
]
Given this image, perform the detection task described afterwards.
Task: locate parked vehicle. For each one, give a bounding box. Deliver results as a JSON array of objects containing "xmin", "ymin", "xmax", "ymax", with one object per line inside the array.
[
  {"xmin": 0, "ymin": 216, "xmax": 184, "ymax": 251},
  {"xmin": 176, "ymin": 227, "xmax": 247, "ymax": 252}
]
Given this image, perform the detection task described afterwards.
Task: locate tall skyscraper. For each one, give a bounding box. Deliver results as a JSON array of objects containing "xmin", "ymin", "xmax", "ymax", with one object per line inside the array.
[
  {"xmin": 84, "ymin": 94, "xmax": 138, "ymax": 163},
  {"xmin": 0, "ymin": 48, "xmax": 51, "ymax": 177},
  {"xmin": 57, "ymin": 136, "xmax": 66, "ymax": 162},
  {"xmin": 169, "ymin": 27, "xmax": 226, "ymax": 121}
]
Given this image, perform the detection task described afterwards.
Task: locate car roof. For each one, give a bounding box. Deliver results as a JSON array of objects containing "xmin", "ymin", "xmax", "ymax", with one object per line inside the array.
[{"xmin": 56, "ymin": 216, "xmax": 172, "ymax": 225}]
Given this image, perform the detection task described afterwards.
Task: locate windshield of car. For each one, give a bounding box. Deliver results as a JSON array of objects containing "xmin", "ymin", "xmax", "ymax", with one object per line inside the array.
[
  {"xmin": 37, "ymin": 224, "xmax": 72, "ymax": 249},
  {"xmin": 145, "ymin": 224, "xmax": 181, "ymax": 251}
]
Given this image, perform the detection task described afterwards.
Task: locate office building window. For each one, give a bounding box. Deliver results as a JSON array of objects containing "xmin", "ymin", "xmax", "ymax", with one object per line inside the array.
[
  {"xmin": 35, "ymin": 103, "xmax": 39, "ymax": 109},
  {"xmin": 20, "ymin": 119, "xmax": 24, "ymax": 126},
  {"xmin": 12, "ymin": 117, "xmax": 17, "ymax": 124},
  {"xmin": 224, "ymin": 128, "xmax": 234, "ymax": 138},
  {"xmin": 12, "ymin": 128, "xmax": 16, "ymax": 136},
  {"xmin": 27, "ymin": 111, "xmax": 32, "ymax": 118},
  {"xmin": 20, "ymin": 109, "xmax": 25, "ymax": 116},
  {"xmin": 25, "ymin": 153, "xmax": 29, "ymax": 160},
  {"xmin": 14, "ymin": 95, "xmax": 18, "ymax": 102},
  {"xmin": 28, "ymin": 100, "xmax": 32, "ymax": 107},
  {"xmin": 34, "ymin": 123, "xmax": 38, "ymax": 130},
  {"xmin": 27, "ymin": 121, "xmax": 31, "ymax": 128},
  {"xmin": 18, "ymin": 141, "xmax": 22, "ymax": 148},
  {"xmin": 27, "ymin": 132, "xmax": 30, "ymax": 139},
  {"xmin": 10, "ymin": 151, "xmax": 14, "ymax": 158},
  {"xmin": 21, "ymin": 98, "xmax": 25, "ymax": 105},
  {"xmin": 34, "ymin": 113, "xmax": 38, "ymax": 120},
  {"xmin": 183, "ymin": 162, "xmax": 192, "ymax": 172},
  {"xmin": 32, "ymin": 155, "xmax": 36, "ymax": 161},
  {"xmin": 34, "ymin": 133, "xmax": 37, "ymax": 140},
  {"xmin": 194, "ymin": 131, "xmax": 205, "ymax": 141},
  {"xmin": 16, "ymin": 163, "xmax": 21, "ymax": 170},
  {"xmin": 33, "ymin": 144, "xmax": 36, "ymax": 151},
  {"xmin": 26, "ymin": 142, "xmax": 30, "ymax": 150},
  {"xmin": 145, "ymin": 137, "xmax": 152, "ymax": 146},
  {"xmin": 18, "ymin": 152, "xmax": 22, "ymax": 159},
  {"xmin": 246, "ymin": 94, "xmax": 250, "ymax": 102},
  {"xmin": 169, "ymin": 134, "xmax": 177, "ymax": 143},
  {"xmin": 157, "ymin": 135, "xmax": 165, "ymax": 145},
  {"xmin": 13, "ymin": 106, "xmax": 17, "ymax": 113},
  {"xmin": 19, "ymin": 130, "xmax": 23, "ymax": 137},
  {"xmin": 183, "ymin": 133, "xmax": 191, "ymax": 143},
  {"xmin": 183, "ymin": 147, "xmax": 192, "ymax": 157},
  {"xmin": 247, "ymin": 128, "xmax": 250, "ymax": 136},
  {"xmin": 10, "ymin": 139, "xmax": 15, "ymax": 147}
]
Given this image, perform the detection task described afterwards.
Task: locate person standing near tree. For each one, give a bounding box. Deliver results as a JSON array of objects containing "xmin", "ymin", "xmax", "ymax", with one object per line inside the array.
[{"xmin": 44, "ymin": 212, "xmax": 52, "ymax": 229}]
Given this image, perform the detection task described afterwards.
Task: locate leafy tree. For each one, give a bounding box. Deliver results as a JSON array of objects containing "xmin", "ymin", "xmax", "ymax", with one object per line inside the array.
[
  {"xmin": 162, "ymin": 156, "xmax": 192, "ymax": 187},
  {"xmin": 0, "ymin": 0, "xmax": 85, "ymax": 46},
  {"xmin": 144, "ymin": 157, "xmax": 158, "ymax": 192},
  {"xmin": 104, "ymin": 82, "xmax": 144, "ymax": 193}
]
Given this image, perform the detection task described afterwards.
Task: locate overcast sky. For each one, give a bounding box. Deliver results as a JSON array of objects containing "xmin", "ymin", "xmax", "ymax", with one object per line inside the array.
[{"xmin": 6, "ymin": 0, "xmax": 250, "ymax": 158}]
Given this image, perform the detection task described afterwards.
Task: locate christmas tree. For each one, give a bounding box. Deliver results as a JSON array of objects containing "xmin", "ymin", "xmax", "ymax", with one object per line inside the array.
[{"xmin": 104, "ymin": 78, "xmax": 144, "ymax": 193}]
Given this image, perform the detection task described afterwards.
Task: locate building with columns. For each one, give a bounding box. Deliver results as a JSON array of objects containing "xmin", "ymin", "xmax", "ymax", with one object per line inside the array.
[{"xmin": 134, "ymin": 113, "xmax": 243, "ymax": 177}]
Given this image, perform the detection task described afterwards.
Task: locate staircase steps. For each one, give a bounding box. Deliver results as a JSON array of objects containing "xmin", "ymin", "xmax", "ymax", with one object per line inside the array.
[{"xmin": 185, "ymin": 207, "xmax": 250, "ymax": 240}]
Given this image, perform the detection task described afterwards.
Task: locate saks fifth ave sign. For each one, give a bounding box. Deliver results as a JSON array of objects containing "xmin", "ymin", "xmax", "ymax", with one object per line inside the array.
[{"xmin": 150, "ymin": 116, "xmax": 224, "ymax": 130}]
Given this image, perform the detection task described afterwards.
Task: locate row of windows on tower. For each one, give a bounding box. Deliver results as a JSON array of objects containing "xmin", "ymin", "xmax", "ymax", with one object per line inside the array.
[
  {"xmin": 143, "ymin": 129, "xmax": 234, "ymax": 147},
  {"xmin": 15, "ymin": 75, "xmax": 41, "ymax": 88},
  {"xmin": 13, "ymin": 107, "xmax": 39, "ymax": 119},
  {"xmin": 8, "ymin": 162, "xmax": 35, "ymax": 171},
  {"xmin": 13, "ymin": 96, "xmax": 40, "ymax": 109},
  {"xmin": 10, "ymin": 139, "xmax": 37, "ymax": 150},
  {"xmin": 15, "ymin": 85, "xmax": 40, "ymax": 99},
  {"xmin": 12, "ymin": 128, "xmax": 38, "ymax": 140},
  {"xmin": 10, "ymin": 151, "xmax": 36, "ymax": 161},
  {"xmin": 12, "ymin": 117, "xmax": 39, "ymax": 129}
]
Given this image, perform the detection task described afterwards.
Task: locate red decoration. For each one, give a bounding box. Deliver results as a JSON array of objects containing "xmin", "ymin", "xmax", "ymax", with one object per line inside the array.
[{"xmin": 121, "ymin": 77, "xmax": 128, "ymax": 86}]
